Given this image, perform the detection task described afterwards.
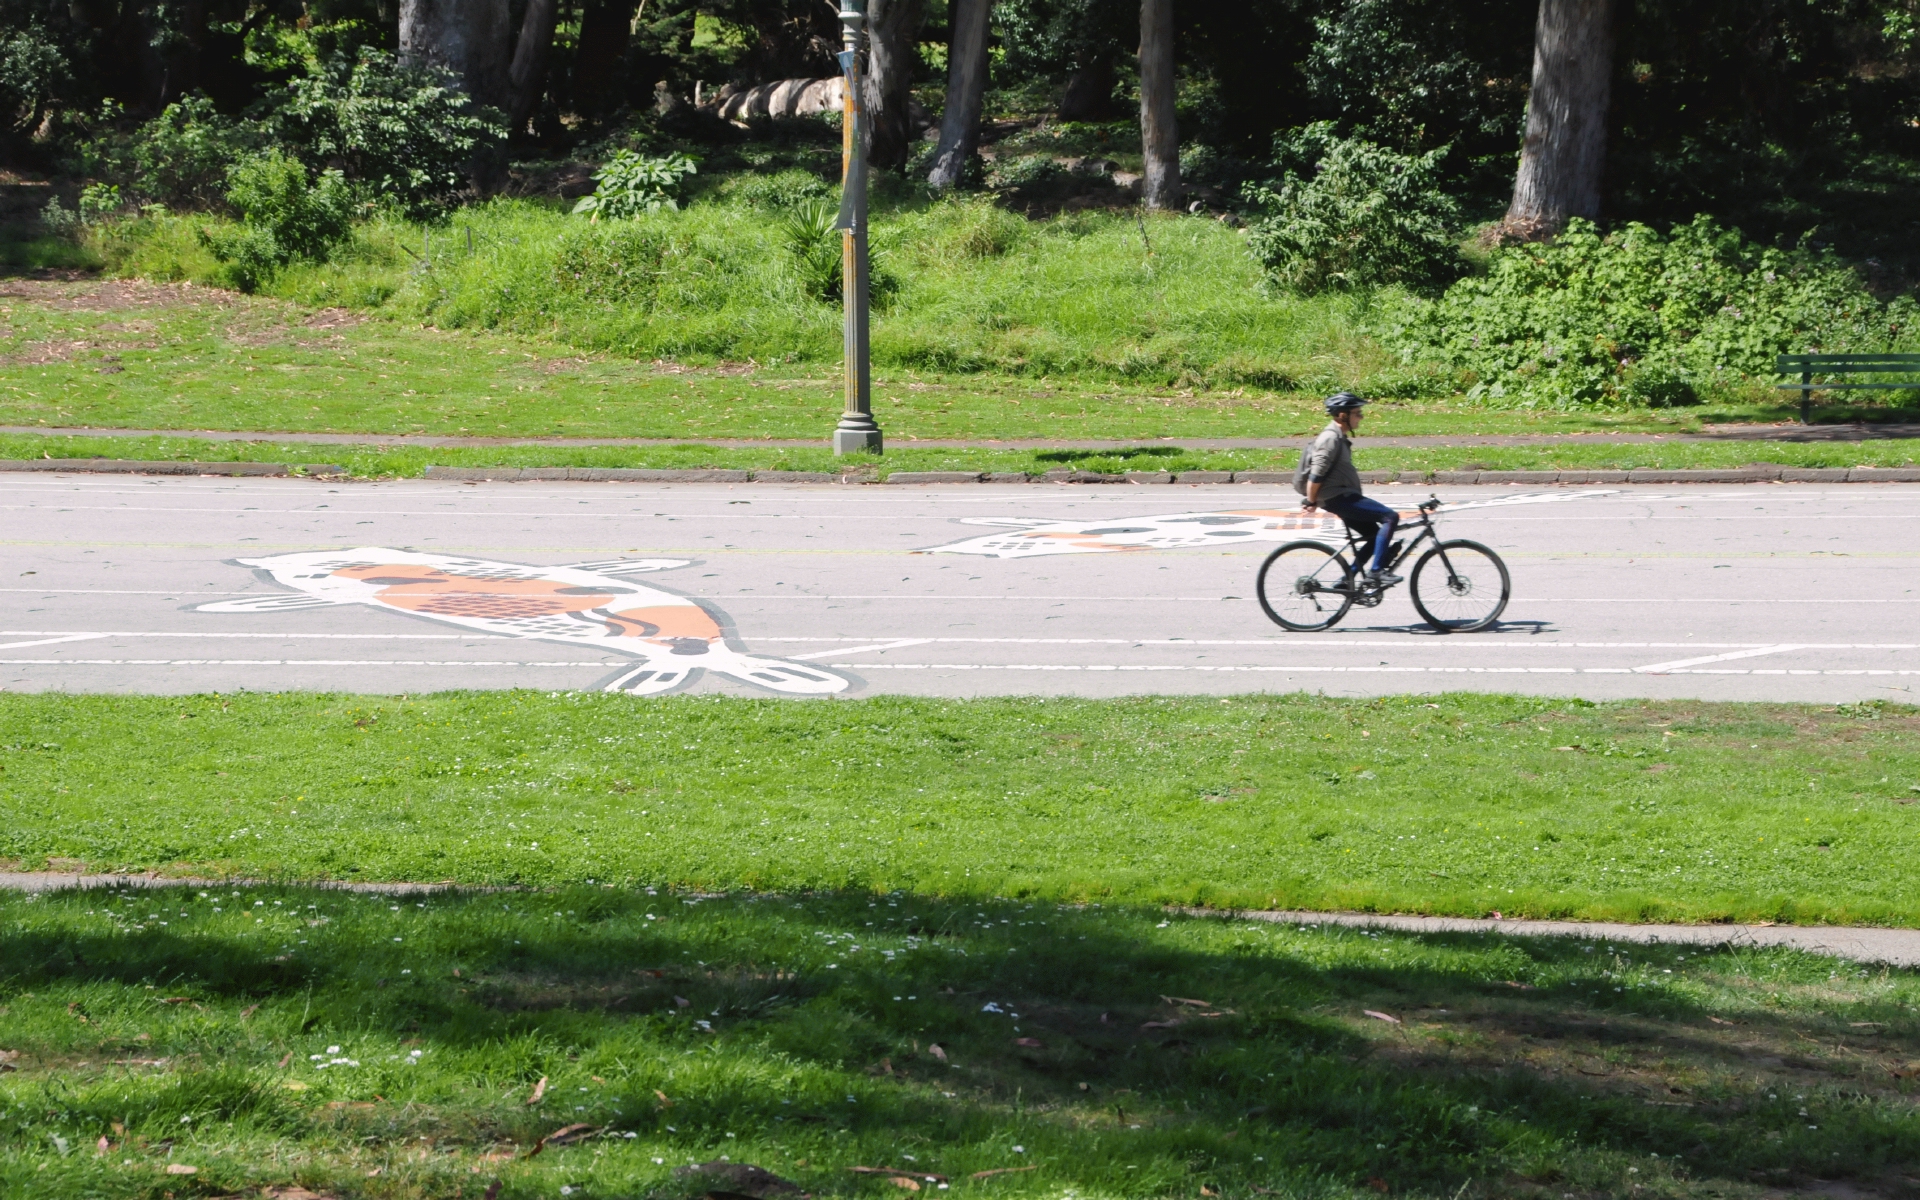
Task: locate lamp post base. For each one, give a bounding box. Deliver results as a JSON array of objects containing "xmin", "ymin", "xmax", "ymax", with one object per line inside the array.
[{"xmin": 832, "ymin": 417, "xmax": 883, "ymax": 456}]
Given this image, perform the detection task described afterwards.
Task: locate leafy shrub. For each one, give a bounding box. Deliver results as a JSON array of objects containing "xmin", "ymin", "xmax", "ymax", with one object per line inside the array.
[
  {"xmin": 572, "ymin": 150, "xmax": 700, "ymax": 220},
  {"xmin": 780, "ymin": 198, "xmax": 843, "ymax": 301},
  {"xmin": 1379, "ymin": 216, "xmax": 1919, "ymax": 407},
  {"xmin": 199, "ymin": 151, "xmax": 354, "ymax": 292},
  {"xmin": 0, "ymin": 22, "xmax": 68, "ymax": 141},
  {"xmin": 986, "ymin": 153, "xmax": 1066, "ymax": 191},
  {"xmin": 1244, "ymin": 122, "xmax": 1462, "ymax": 294},
  {"xmin": 277, "ymin": 51, "xmax": 506, "ymax": 220},
  {"xmin": 129, "ymin": 96, "xmax": 261, "ymax": 208}
]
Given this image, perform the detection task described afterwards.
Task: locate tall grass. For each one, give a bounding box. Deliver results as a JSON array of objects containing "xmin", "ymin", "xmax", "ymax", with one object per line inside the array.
[{"xmin": 95, "ymin": 195, "xmax": 1409, "ymax": 391}]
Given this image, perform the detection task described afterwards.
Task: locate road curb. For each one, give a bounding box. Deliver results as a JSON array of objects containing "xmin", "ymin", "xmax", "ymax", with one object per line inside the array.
[
  {"xmin": 0, "ymin": 459, "xmax": 345, "ymax": 477},
  {"xmin": 5, "ymin": 460, "xmax": 1919, "ymax": 485}
]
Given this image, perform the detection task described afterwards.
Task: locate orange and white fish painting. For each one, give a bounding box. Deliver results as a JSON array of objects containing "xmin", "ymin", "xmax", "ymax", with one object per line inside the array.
[
  {"xmin": 917, "ymin": 490, "xmax": 1618, "ymax": 559},
  {"xmin": 196, "ymin": 548, "xmax": 851, "ymax": 696}
]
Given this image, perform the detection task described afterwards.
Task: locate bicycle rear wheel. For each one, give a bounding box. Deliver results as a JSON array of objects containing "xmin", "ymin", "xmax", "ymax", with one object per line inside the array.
[
  {"xmin": 1410, "ymin": 539, "xmax": 1510, "ymax": 632},
  {"xmin": 1256, "ymin": 541, "xmax": 1357, "ymax": 631}
]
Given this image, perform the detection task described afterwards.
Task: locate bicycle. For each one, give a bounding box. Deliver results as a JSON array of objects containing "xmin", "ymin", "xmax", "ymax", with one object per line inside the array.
[{"xmin": 1255, "ymin": 496, "xmax": 1510, "ymax": 633}]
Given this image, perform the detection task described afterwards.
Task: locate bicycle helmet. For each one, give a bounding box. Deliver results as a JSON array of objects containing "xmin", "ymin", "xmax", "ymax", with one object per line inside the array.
[{"xmin": 1324, "ymin": 391, "xmax": 1368, "ymax": 413}]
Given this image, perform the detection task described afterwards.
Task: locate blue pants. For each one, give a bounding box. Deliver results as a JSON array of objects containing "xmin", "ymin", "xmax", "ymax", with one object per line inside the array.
[{"xmin": 1322, "ymin": 494, "xmax": 1399, "ymax": 572}]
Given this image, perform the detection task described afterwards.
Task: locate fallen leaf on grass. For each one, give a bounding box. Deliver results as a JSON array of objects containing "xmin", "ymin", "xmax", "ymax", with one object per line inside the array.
[
  {"xmin": 277, "ymin": 1051, "xmax": 294, "ymax": 1068},
  {"xmin": 850, "ymin": 1166, "xmax": 949, "ymax": 1184},
  {"xmin": 240, "ymin": 1004, "xmax": 259, "ymax": 1020},
  {"xmin": 530, "ymin": 1123, "xmax": 600, "ymax": 1156},
  {"xmin": 158, "ymin": 997, "xmax": 194, "ymax": 1005},
  {"xmin": 95, "ymin": 1136, "xmax": 109, "ymax": 1155},
  {"xmin": 1363, "ymin": 1011, "xmax": 1401, "ymax": 1025},
  {"xmin": 675, "ymin": 995, "xmax": 691, "ymax": 1008},
  {"xmin": 1851, "ymin": 1022, "xmax": 1888, "ymax": 1028},
  {"xmin": 971, "ymin": 1167, "xmax": 1039, "ymax": 1180},
  {"xmin": 67, "ymin": 1002, "xmax": 89, "ymax": 1023},
  {"xmin": 1140, "ymin": 1020, "xmax": 1181, "ymax": 1030},
  {"xmin": 1367, "ymin": 1178, "xmax": 1390, "ymax": 1194},
  {"xmin": 1161, "ymin": 996, "xmax": 1215, "ymax": 1008},
  {"xmin": 1708, "ymin": 1017, "xmax": 1735, "ymax": 1026},
  {"xmin": 525, "ymin": 1075, "xmax": 548, "ymax": 1105},
  {"xmin": 927, "ymin": 1044, "xmax": 948, "ymax": 1062},
  {"xmin": 0, "ymin": 1050, "xmax": 16, "ymax": 1072},
  {"xmin": 163, "ymin": 1163, "xmax": 198, "ymax": 1175},
  {"xmin": 263, "ymin": 1188, "xmax": 340, "ymax": 1200},
  {"xmin": 1013, "ymin": 1038, "xmax": 1044, "ymax": 1048},
  {"xmin": 366, "ymin": 1166, "xmax": 382, "ymax": 1176},
  {"xmin": 1501, "ymin": 981, "xmax": 1536, "ymax": 990},
  {"xmin": 656, "ymin": 1088, "xmax": 674, "ymax": 1107},
  {"xmin": 1202, "ymin": 1187, "xmax": 1218, "ymax": 1196},
  {"xmin": 483, "ymin": 1183, "xmax": 504, "ymax": 1200},
  {"xmin": 281, "ymin": 1080, "xmax": 309, "ymax": 1091}
]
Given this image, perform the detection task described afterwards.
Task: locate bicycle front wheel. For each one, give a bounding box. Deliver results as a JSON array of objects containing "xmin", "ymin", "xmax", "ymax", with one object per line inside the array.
[
  {"xmin": 1256, "ymin": 541, "xmax": 1357, "ymax": 631},
  {"xmin": 1410, "ymin": 539, "xmax": 1510, "ymax": 633}
]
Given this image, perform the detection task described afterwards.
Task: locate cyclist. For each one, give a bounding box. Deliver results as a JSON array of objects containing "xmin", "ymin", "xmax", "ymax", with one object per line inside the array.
[{"xmin": 1297, "ymin": 392, "xmax": 1401, "ymax": 587}]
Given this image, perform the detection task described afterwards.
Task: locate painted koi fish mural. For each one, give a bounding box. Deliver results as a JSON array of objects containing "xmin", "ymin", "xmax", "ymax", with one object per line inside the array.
[
  {"xmin": 195, "ymin": 549, "xmax": 850, "ymax": 696},
  {"xmin": 917, "ymin": 490, "xmax": 1619, "ymax": 559}
]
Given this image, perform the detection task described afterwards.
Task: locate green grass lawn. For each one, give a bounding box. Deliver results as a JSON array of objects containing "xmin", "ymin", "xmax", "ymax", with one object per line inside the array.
[
  {"xmin": 3, "ymin": 883, "xmax": 1918, "ymax": 1200},
  {"xmin": 6, "ymin": 693, "xmax": 1920, "ymax": 926},
  {"xmin": 11, "ymin": 230, "xmax": 1909, "ymax": 449},
  {"xmin": 4, "ymin": 430, "xmax": 1919, "ymax": 480}
]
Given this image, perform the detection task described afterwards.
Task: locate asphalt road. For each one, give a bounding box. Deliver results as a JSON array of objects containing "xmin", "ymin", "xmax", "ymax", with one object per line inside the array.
[{"xmin": 3, "ymin": 473, "xmax": 1916, "ymax": 701}]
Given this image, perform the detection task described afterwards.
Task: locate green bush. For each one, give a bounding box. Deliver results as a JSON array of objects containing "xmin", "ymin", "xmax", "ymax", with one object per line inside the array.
[
  {"xmin": 199, "ymin": 151, "xmax": 354, "ymax": 292},
  {"xmin": 277, "ymin": 50, "xmax": 506, "ymax": 220},
  {"xmin": 571, "ymin": 150, "xmax": 700, "ymax": 220},
  {"xmin": 1379, "ymin": 215, "xmax": 1919, "ymax": 407},
  {"xmin": 1244, "ymin": 122, "xmax": 1462, "ymax": 294}
]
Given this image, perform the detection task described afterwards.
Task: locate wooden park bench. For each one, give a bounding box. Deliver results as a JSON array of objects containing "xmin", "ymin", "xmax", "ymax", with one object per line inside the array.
[{"xmin": 1776, "ymin": 354, "xmax": 1920, "ymax": 424}]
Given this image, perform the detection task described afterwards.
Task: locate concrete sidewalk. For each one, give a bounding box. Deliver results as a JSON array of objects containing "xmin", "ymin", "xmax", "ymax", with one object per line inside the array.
[{"xmin": 1213, "ymin": 909, "xmax": 1920, "ymax": 967}]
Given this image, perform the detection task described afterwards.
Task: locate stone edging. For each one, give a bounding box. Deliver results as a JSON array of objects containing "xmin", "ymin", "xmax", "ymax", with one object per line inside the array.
[
  {"xmin": 0, "ymin": 459, "xmax": 344, "ymax": 477},
  {"xmin": 3, "ymin": 460, "xmax": 1918, "ymax": 485}
]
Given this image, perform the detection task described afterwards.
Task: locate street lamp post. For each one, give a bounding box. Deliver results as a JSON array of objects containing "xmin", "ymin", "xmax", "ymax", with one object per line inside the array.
[{"xmin": 831, "ymin": 0, "xmax": 883, "ymax": 456}]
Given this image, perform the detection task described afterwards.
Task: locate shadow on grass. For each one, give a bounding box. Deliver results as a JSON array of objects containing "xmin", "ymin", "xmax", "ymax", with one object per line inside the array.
[
  {"xmin": 1032, "ymin": 447, "xmax": 1184, "ymax": 464},
  {"xmin": 3, "ymin": 886, "xmax": 1918, "ymax": 1198}
]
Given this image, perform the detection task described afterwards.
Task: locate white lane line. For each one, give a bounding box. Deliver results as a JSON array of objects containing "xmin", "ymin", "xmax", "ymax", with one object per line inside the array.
[
  {"xmin": 789, "ymin": 639, "xmax": 931, "ymax": 661},
  {"xmin": 0, "ymin": 659, "xmax": 619, "ymax": 667},
  {"xmin": 0, "ymin": 631, "xmax": 501, "ymax": 640},
  {"xmin": 760, "ymin": 637, "xmax": 1919, "ymax": 650},
  {"xmin": 0, "ymin": 633, "xmax": 110, "ymax": 650},
  {"xmin": 5, "ymin": 632, "xmax": 1910, "ymax": 654},
  {"xmin": 832, "ymin": 663, "xmax": 1920, "ymax": 676},
  {"xmin": 1635, "ymin": 645, "xmax": 1806, "ymax": 673}
]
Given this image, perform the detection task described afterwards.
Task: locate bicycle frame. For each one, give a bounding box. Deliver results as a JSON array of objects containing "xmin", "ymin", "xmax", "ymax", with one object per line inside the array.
[{"xmin": 1325, "ymin": 498, "xmax": 1445, "ymax": 593}]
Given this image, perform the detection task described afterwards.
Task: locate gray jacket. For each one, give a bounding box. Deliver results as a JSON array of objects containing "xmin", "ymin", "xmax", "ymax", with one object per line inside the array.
[{"xmin": 1297, "ymin": 421, "xmax": 1361, "ymax": 503}]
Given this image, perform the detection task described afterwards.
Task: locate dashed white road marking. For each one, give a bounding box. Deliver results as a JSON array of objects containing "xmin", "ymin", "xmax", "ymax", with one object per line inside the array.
[{"xmin": 1634, "ymin": 645, "xmax": 1808, "ymax": 673}]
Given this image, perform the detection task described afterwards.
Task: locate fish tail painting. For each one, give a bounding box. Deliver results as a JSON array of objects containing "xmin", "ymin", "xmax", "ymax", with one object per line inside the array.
[
  {"xmin": 916, "ymin": 491, "xmax": 1620, "ymax": 558},
  {"xmin": 195, "ymin": 549, "xmax": 850, "ymax": 696}
]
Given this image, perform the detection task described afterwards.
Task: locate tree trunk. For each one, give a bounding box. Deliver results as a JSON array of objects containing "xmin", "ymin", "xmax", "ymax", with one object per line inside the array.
[
  {"xmin": 927, "ymin": 0, "xmax": 990, "ymax": 189},
  {"xmin": 865, "ymin": 0, "xmax": 926, "ymax": 171},
  {"xmin": 1502, "ymin": 0, "xmax": 1614, "ymax": 240},
  {"xmin": 506, "ymin": 0, "xmax": 560, "ymax": 135},
  {"xmin": 571, "ymin": 0, "xmax": 634, "ymax": 115},
  {"xmin": 1137, "ymin": 0, "xmax": 1179, "ymax": 210},
  {"xmin": 399, "ymin": 0, "xmax": 513, "ymax": 110}
]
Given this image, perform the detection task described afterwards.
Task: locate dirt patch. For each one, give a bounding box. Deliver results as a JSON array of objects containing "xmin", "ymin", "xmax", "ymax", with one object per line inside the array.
[
  {"xmin": 0, "ymin": 278, "xmax": 238, "ymax": 311},
  {"xmin": 4, "ymin": 339, "xmax": 92, "ymax": 365},
  {"xmin": 303, "ymin": 308, "xmax": 362, "ymax": 331}
]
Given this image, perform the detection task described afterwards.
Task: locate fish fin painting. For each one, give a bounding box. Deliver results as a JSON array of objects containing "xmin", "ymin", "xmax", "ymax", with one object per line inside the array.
[
  {"xmin": 195, "ymin": 548, "xmax": 851, "ymax": 697},
  {"xmin": 918, "ymin": 491, "xmax": 1620, "ymax": 559}
]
